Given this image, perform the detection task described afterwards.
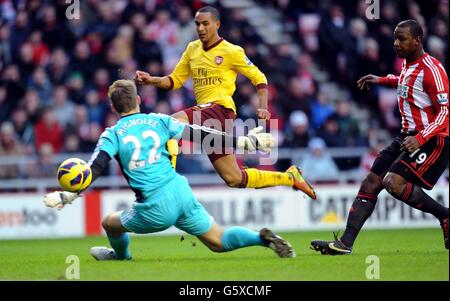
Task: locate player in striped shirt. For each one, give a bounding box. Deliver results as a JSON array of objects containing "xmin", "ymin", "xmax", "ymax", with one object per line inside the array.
[
  {"xmin": 312, "ymin": 19, "xmax": 448, "ymax": 255},
  {"xmin": 135, "ymin": 6, "xmax": 316, "ymax": 200}
]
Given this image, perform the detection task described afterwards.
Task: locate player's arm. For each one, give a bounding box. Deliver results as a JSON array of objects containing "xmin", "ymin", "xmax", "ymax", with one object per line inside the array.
[
  {"xmin": 135, "ymin": 45, "xmax": 191, "ymax": 90},
  {"xmin": 161, "ymin": 114, "xmax": 274, "ymax": 154},
  {"xmin": 232, "ymin": 47, "xmax": 270, "ymax": 120},
  {"xmin": 43, "ymin": 151, "xmax": 112, "ymax": 210},
  {"xmin": 88, "ymin": 150, "xmax": 112, "ymax": 183},
  {"xmin": 181, "ymin": 124, "xmax": 274, "ymax": 153},
  {"xmin": 256, "ymin": 87, "xmax": 270, "ymax": 120},
  {"xmin": 135, "ymin": 71, "xmax": 173, "ymax": 89},
  {"xmin": 414, "ymin": 65, "xmax": 449, "ymax": 146},
  {"xmin": 357, "ymin": 74, "xmax": 399, "ymax": 90},
  {"xmin": 44, "ymin": 131, "xmax": 117, "ymax": 210}
]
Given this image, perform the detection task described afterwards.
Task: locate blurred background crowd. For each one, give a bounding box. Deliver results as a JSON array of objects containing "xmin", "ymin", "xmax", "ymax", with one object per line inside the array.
[{"xmin": 0, "ymin": 0, "xmax": 448, "ymax": 185}]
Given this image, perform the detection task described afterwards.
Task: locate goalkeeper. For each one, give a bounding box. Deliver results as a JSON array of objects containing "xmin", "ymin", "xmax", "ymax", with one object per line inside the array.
[{"xmin": 44, "ymin": 79, "xmax": 295, "ymax": 260}]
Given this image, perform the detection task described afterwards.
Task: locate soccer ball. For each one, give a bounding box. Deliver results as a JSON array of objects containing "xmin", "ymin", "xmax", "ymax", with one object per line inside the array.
[{"xmin": 57, "ymin": 158, "xmax": 92, "ymax": 193}]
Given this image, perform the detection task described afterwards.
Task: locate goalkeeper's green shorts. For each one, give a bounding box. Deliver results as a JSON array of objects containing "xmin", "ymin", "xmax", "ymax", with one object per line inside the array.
[{"xmin": 119, "ymin": 174, "xmax": 214, "ymax": 236}]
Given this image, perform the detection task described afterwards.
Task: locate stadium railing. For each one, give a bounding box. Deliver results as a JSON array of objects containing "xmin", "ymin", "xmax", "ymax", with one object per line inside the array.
[{"xmin": 0, "ymin": 147, "xmax": 448, "ymax": 193}]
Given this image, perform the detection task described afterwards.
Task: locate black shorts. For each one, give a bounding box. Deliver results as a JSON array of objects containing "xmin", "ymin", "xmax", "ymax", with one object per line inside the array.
[{"xmin": 371, "ymin": 133, "xmax": 449, "ymax": 190}]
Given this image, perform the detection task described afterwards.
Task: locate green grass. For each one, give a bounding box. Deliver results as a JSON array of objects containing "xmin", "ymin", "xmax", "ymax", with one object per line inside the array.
[{"xmin": 0, "ymin": 228, "xmax": 447, "ymax": 281}]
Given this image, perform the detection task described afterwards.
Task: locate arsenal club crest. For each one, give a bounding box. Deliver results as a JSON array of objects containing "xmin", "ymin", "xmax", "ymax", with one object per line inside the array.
[{"xmin": 215, "ymin": 56, "xmax": 224, "ymax": 65}]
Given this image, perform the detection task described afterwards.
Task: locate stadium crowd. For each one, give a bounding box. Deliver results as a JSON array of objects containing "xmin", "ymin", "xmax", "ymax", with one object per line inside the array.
[{"xmin": 0, "ymin": 0, "xmax": 448, "ymax": 182}]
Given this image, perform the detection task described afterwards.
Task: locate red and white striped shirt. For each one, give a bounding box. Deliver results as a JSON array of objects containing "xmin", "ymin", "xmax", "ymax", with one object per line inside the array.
[{"xmin": 379, "ymin": 53, "xmax": 449, "ymax": 146}]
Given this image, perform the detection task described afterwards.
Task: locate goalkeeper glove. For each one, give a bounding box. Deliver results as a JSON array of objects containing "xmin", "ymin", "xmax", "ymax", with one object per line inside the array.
[
  {"xmin": 44, "ymin": 191, "xmax": 79, "ymax": 210},
  {"xmin": 237, "ymin": 126, "xmax": 275, "ymax": 153}
]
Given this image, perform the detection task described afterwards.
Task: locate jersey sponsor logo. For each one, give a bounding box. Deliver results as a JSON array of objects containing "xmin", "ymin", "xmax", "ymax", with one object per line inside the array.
[
  {"xmin": 437, "ymin": 93, "xmax": 448, "ymax": 104},
  {"xmin": 397, "ymin": 85, "xmax": 409, "ymax": 98},
  {"xmin": 197, "ymin": 103, "xmax": 213, "ymax": 108},
  {"xmin": 215, "ymin": 56, "xmax": 224, "ymax": 65},
  {"xmin": 245, "ymin": 56, "xmax": 253, "ymax": 66}
]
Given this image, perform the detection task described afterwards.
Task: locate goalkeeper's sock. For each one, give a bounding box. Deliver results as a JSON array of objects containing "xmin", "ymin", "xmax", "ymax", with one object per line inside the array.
[
  {"xmin": 241, "ymin": 168, "xmax": 293, "ymax": 188},
  {"xmin": 167, "ymin": 139, "xmax": 179, "ymax": 169},
  {"xmin": 107, "ymin": 233, "xmax": 131, "ymax": 260},
  {"xmin": 340, "ymin": 192, "xmax": 377, "ymax": 247},
  {"xmin": 221, "ymin": 226, "xmax": 264, "ymax": 251}
]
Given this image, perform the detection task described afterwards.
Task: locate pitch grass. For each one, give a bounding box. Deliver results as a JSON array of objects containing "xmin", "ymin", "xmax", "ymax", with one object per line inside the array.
[{"xmin": 0, "ymin": 228, "xmax": 447, "ymax": 281}]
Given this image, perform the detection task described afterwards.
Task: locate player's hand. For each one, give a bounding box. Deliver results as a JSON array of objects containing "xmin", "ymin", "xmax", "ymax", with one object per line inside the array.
[
  {"xmin": 238, "ymin": 126, "xmax": 275, "ymax": 153},
  {"xmin": 356, "ymin": 74, "xmax": 380, "ymax": 91},
  {"xmin": 135, "ymin": 70, "xmax": 153, "ymax": 86},
  {"xmin": 44, "ymin": 191, "xmax": 79, "ymax": 210},
  {"xmin": 400, "ymin": 136, "xmax": 420, "ymax": 153},
  {"xmin": 257, "ymin": 108, "xmax": 271, "ymax": 120}
]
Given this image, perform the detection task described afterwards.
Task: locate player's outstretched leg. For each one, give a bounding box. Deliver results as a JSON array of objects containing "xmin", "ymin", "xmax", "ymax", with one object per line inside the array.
[
  {"xmin": 310, "ymin": 232, "xmax": 352, "ymax": 255},
  {"xmin": 212, "ymin": 155, "xmax": 317, "ymax": 200},
  {"xmin": 198, "ymin": 224, "xmax": 295, "ymax": 258},
  {"xmin": 91, "ymin": 212, "xmax": 132, "ymax": 260},
  {"xmin": 310, "ymin": 172, "xmax": 383, "ymax": 255},
  {"xmin": 259, "ymin": 228, "xmax": 296, "ymax": 258},
  {"xmin": 242, "ymin": 166, "xmax": 316, "ymax": 199},
  {"xmin": 285, "ymin": 165, "xmax": 317, "ymax": 200},
  {"xmin": 90, "ymin": 246, "xmax": 116, "ymax": 260},
  {"xmin": 383, "ymin": 172, "xmax": 449, "ymax": 249}
]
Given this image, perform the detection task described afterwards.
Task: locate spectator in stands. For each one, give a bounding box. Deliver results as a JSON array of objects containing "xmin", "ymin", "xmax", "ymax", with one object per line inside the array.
[
  {"xmin": 11, "ymin": 108, "xmax": 34, "ymax": 154},
  {"xmin": 122, "ymin": 0, "xmax": 147, "ymax": 24},
  {"xmin": 62, "ymin": 133, "xmax": 81, "ymax": 154},
  {"xmin": 283, "ymin": 110, "xmax": 310, "ymax": 148},
  {"xmin": 147, "ymin": 9, "xmax": 179, "ymax": 70},
  {"xmin": 1, "ymin": 64, "xmax": 25, "ymax": 122},
  {"xmin": 66, "ymin": 104, "xmax": 90, "ymax": 147},
  {"xmin": 18, "ymin": 42, "xmax": 36, "ymax": 82},
  {"xmin": 0, "ymin": 21, "xmax": 12, "ymax": 68},
  {"xmin": 359, "ymin": 142, "xmax": 384, "ymax": 174},
  {"xmin": 9, "ymin": 10, "xmax": 30, "ymax": 56},
  {"xmin": 276, "ymin": 42, "xmax": 298, "ymax": 78},
  {"xmin": 277, "ymin": 77, "xmax": 313, "ymax": 120},
  {"xmin": 70, "ymin": 40, "xmax": 96, "ymax": 82},
  {"xmin": 28, "ymin": 67, "xmax": 53, "ymax": 105},
  {"xmin": 332, "ymin": 99, "xmax": 362, "ymax": 146},
  {"xmin": 297, "ymin": 137, "xmax": 339, "ymax": 183},
  {"xmin": 22, "ymin": 89, "xmax": 41, "ymax": 124},
  {"xmin": 317, "ymin": 115, "xmax": 345, "ymax": 147},
  {"xmin": 310, "ymin": 90, "xmax": 334, "ymax": 130},
  {"xmin": 34, "ymin": 107, "xmax": 63, "ymax": 153},
  {"xmin": 28, "ymin": 30, "xmax": 50, "ymax": 66},
  {"xmin": 66, "ymin": 72, "xmax": 85, "ymax": 104},
  {"xmin": 46, "ymin": 48, "xmax": 69, "ymax": 85},
  {"xmin": 176, "ymin": 6, "xmax": 197, "ymax": 53},
  {"xmin": 317, "ymin": 3, "xmax": 352, "ymax": 82},
  {"xmin": 0, "ymin": 84, "xmax": 10, "ymax": 123},
  {"xmin": 134, "ymin": 26, "xmax": 163, "ymax": 69},
  {"xmin": 0, "ymin": 121, "xmax": 22, "ymax": 178},
  {"xmin": 25, "ymin": 142, "xmax": 57, "ymax": 178},
  {"xmin": 51, "ymin": 85, "xmax": 76, "ymax": 127},
  {"xmin": 85, "ymin": 89, "xmax": 107, "ymax": 125}
]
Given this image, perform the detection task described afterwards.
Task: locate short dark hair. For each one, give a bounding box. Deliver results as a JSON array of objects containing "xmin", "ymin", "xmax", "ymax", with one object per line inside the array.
[
  {"xmin": 397, "ymin": 19, "xmax": 424, "ymax": 41},
  {"xmin": 108, "ymin": 80, "xmax": 137, "ymax": 113},
  {"xmin": 197, "ymin": 6, "xmax": 220, "ymax": 21}
]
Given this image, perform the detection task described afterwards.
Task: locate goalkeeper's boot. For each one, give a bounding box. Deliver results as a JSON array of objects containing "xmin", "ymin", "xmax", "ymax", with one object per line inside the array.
[
  {"xmin": 286, "ymin": 165, "xmax": 317, "ymax": 200},
  {"xmin": 310, "ymin": 233, "xmax": 352, "ymax": 255},
  {"xmin": 440, "ymin": 218, "xmax": 448, "ymax": 250},
  {"xmin": 260, "ymin": 228, "xmax": 296, "ymax": 258},
  {"xmin": 90, "ymin": 247, "xmax": 117, "ymax": 261}
]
